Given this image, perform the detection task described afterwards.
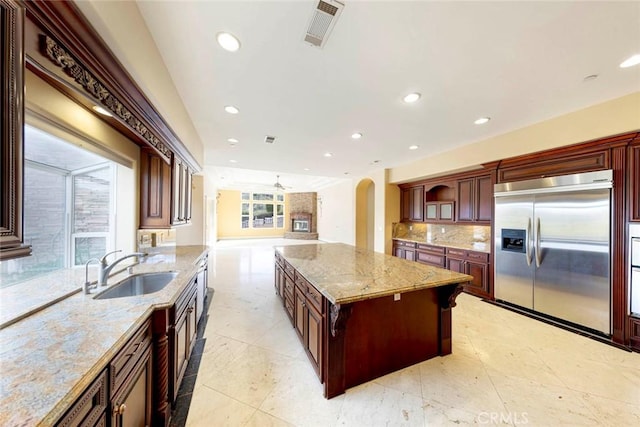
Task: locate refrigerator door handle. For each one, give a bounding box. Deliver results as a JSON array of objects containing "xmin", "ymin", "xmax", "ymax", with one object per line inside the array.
[
  {"xmin": 525, "ymin": 218, "xmax": 533, "ymax": 266},
  {"xmin": 535, "ymin": 217, "xmax": 542, "ymax": 268}
]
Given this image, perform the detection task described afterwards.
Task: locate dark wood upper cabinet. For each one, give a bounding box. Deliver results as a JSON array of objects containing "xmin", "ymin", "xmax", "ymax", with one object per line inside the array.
[
  {"xmin": 171, "ymin": 157, "xmax": 193, "ymax": 226},
  {"xmin": 400, "ymin": 185, "xmax": 424, "ymax": 222},
  {"xmin": 139, "ymin": 148, "xmax": 172, "ymax": 229},
  {"xmin": 0, "ymin": 0, "xmax": 30, "ymax": 260},
  {"xmin": 630, "ymin": 141, "xmax": 640, "ymax": 222},
  {"xmin": 456, "ymin": 174, "xmax": 493, "ymax": 224}
]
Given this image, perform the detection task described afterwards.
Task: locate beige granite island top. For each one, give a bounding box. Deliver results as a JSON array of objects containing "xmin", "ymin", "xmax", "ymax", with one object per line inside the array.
[
  {"xmin": 275, "ymin": 243, "xmax": 472, "ymax": 305},
  {"xmin": 0, "ymin": 245, "xmax": 208, "ymax": 427}
]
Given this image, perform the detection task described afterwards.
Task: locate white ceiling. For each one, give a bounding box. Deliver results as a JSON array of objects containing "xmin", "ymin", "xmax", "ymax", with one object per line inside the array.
[{"xmin": 79, "ymin": 1, "xmax": 640, "ymax": 191}]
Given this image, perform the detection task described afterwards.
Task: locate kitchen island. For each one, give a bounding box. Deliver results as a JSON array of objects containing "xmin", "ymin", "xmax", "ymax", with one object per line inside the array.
[{"xmin": 274, "ymin": 243, "xmax": 472, "ymax": 398}]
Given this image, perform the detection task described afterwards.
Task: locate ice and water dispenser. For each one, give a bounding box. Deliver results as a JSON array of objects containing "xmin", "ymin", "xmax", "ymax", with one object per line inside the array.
[{"xmin": 501, "ymin": 229, "xmax": 526, "ymax": 253}]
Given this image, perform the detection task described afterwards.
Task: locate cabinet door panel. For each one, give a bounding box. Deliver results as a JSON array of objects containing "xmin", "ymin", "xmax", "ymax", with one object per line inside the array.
[
  {"xmin": 446, "ymin": 257, "xmax": 465, "ymax": 273},
  {"xmin": 139, "ymin": 148, "xmax": 171, "ymax": 228},
  {"xmin": 476, "ymin": 175, "xmax": 493, "ymax": 222},
  {"xmin": 401, "ymin": 189, "xmax": 411, "ymax": 222},
  {"xmin": 466, "ymin": 261, "xmax": 489, "ymax": 292},
  {"xmin": 294, "ymin": 286, "xmax": 306, "ymax": 340},
  {"xmin": 403, "ymin": 249, "xmax": 416, "ymax": 261},
  {"xmin": 111, "ymin": 347, "xmax": 152, "ymax": 427},
  {"xmin": 439, "ymin": 202, "xmax": 454, "ymax": 221},
  {"xmin": 307, "ymin": 304, "xmax": 323, "ymax": 377},
  {"xmin": 630, "ymin": 144, "xmax": 640, "ymax": 222},
  {"xmin": 457, "ymin": 179, "xmax": 474, "ymax": 222},
  {"xmin": 410, "ymin": 186, "xmax": 424, "ymax": 221},
  {"xmin": 425, "ymin": 203, "xmax": 437, "ymax": 220}
]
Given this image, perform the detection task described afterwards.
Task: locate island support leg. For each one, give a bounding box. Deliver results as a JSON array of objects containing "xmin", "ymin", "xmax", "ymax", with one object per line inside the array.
[
  {"xmin": 438, "ymin": 283, "xmax": 464, "ymax": 355},
  {"xmin": 323, "ymin": 302, "xmax": 352, "ymax": 399}
]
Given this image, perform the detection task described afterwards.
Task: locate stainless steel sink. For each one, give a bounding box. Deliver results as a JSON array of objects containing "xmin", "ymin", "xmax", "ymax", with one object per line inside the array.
[{"xmin": 93, "ymin": 271, "xmax": 178, "ymax": 299}]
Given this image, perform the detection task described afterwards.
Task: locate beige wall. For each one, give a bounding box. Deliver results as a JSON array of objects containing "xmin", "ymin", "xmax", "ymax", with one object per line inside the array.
[
  {"xmin": 216, "ymin": 190, "xmax": 288, "ymax": 239},
  {"xmin": 25, "ymin": 70, "xmax": 140, "ymax": 254},
  {"xmin": 390, "ymin": 92, "xmax": 640, "ymax": 183}
]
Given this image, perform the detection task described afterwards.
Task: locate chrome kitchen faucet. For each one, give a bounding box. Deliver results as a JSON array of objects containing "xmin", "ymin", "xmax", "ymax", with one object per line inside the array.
[
  {"xmin": 98, "ymin": 250, "xmax": 148, "ymax": 286},
  {"xmin": 83, "ymin": 258, "xmax": 100, "ymax": 294}
]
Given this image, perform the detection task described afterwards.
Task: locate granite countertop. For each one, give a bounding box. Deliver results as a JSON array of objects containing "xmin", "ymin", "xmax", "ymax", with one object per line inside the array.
[
  {"xmin": 393, "ymin": 237, "xmax": 491, "ymax": 253},
  {"xmin": 275, "ymin": 243, "xmax": 472, "ymax": 305},
  {"xmin": 0, "ymin": 245, "xmax": 209, "ymax": 427}
]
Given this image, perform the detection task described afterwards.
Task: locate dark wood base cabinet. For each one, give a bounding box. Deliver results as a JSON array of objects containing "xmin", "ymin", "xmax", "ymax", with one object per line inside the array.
[
  {"xmin": 392, "ymin": 240, "xmax": 416, "ymax": 261},
  {"xmin": 446, "ymin": 248, "xmax": 491, "ymax": 298},
  {"xmin": 56, "ymin": 321, "xmax": 152, "ymax": 427},
  {"xmin": 630, "ymin": 317, "xmax": 640, "ymax": 352},
  {"xmin": 170, "ymin": 279, "xmax": 198, "ymax": 405},
  {"xmin": 393, "ymin": 240, "xmax": 491, "ymax": 299}
]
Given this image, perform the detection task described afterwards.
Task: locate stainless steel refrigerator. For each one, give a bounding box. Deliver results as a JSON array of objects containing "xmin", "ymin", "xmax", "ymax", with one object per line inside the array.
[{"xmin": 494, "ymin": 170, "xmax": 612, "ymax": 334}]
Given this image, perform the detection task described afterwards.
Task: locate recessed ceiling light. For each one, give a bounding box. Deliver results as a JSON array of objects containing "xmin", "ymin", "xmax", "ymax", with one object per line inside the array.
[
  {"xmin": 92, "ymin": 106, "xmax": 112, "ymax": 117},
  {"xmin": 403, "ymin": 92, "xmax": 421, "ymax": 103},
  {"xmin": 351, "ymin": 132, "xmax": 363, "ymax": 139},
  {"xmin": 408, "ymin": 145, "xmax": 419, "ymax": 150},
  {"xmin": 304, "ymin": 168, "xmax": 310, "ymax": 171},
  {"xmin": 620, "ymin": 54, "xmax": 640, "ymax": 68},
  {"xmin": 324, "ymin": 152, "xmax": 333, "ymax": 158},
  {"xmin": 217, "ymin": 32, "xmax": 241, "ymax": 52},
  {"xmin": 227, "ymin": 138, "xmax": 239, "ymax": 143},
  {"xmin": 229, "ymin": 159, "xmax": 238, "ymax": 163},
  {"xmin": 583, "ymin": 74, "xmax": 599, "ymax": 82},
  {"xmin": 474, "ymin": 117, "xmax": 491, "ymax": 125},
  {"xmin": 344, "ymin": 172, "xmax": 350, "ymax": 175},
  {"xmin": 224, "ymin": 105, "xmax": 239, "ymax": 114}
]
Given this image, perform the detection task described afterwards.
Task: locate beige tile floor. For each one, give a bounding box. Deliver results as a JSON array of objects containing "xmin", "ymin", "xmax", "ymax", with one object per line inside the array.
[{"xmin": 186, "ymin": 239, "xmax": 640, "ymax": 426}]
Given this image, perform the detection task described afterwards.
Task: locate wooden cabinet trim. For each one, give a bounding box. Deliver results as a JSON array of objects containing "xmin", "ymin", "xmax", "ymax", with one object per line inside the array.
[
  {"xmin": 0, "ymin": 1, "xmax": 30, "ymax": 259},
  {"xmin": 57, "ymin": 369, "xmax": 108, "ymax": 427},
  {"xmin": 24, "ymin": 1, "xmax": 202, "ymax": 171},
  {"xmin": 498, "ymin": 150, "xmax": 609, "ymax": 183}
]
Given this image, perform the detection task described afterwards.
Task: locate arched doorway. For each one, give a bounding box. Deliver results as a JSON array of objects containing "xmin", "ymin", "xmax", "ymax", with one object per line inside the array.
[{"xmin": 355, "ymin": 178, "xmax": 375, "ymax": 250}]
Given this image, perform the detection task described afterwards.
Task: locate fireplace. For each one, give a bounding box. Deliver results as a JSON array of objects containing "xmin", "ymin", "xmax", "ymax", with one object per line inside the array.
[
  {"xmin": 284, "ymin": 193, "xmax": 319, "ymax": 240},
  {"xmin": 291, "ymin": 213, "xmax": 312, "ymax": 233},
  {"xmin": 293, "ymin": 219, "xmax": 310, "ymax": 232}
]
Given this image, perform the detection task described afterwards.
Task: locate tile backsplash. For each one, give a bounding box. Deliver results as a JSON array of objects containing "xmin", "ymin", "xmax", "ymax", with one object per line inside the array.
[
  {"xmin": 137, "ymin": 229, "xmax": 176, "ymax": 251},
  {"xmin": 393, "ymin": 222, "xmax": 490, "ymax": 246}
]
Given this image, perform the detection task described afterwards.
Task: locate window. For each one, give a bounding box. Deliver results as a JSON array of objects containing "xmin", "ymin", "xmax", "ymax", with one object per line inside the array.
[
  {"xmin": 0, "ymin": 126, "xmax": 117, "ymax": 287},
  {"xmin": 241, "ymin": 192, "xmax": 285, "ymax": 229}
]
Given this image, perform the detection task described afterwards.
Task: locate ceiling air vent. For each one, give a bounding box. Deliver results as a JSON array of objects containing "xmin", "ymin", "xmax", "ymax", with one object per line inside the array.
[
  {"xmin": 303, "ymin": 0, "xmax": 344, "ymax": 48},
  {"xmin": 264, "ymin": 135, "xmax": 276, "ymax": 144}
]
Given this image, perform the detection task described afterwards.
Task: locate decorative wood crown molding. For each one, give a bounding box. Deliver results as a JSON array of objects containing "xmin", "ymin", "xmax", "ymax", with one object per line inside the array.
[{"xmin": 39, "ymin": 34, "xmax": 172, "ymax": 162}]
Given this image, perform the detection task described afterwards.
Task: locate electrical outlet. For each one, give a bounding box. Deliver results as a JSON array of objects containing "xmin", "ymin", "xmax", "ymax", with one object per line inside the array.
[{"xmin": 394, "ymin": 293, "xmax": 401, "ymax": 301}]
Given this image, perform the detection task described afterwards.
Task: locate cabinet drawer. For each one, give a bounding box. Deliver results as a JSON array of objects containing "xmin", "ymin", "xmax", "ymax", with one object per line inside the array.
[
  {"xmin": 305, "ymin": 282, "xmax": 324, "ymax": 314},
  {"xmin": 394, "ymin": 240, "xmax": 416, "ymax": 249},
  {"xmin": 415, "ymin": 252, "xmax": 445, "ymax": 267},
  {"xmin": 284, "ymin": 295, "xmax": 294, "ymax": 320},
  {"xmin": 275, "ymin": 252, "xmax": 284, "ymax": 267},
  {"xmin": 284, "ymin": 261, "xmax": 296, "ymax": 280},
  {"xmin": 467, "ymin": 251, "xmax": 489, "ymax": 262},
  {"xmin": 57, "ymin": 369, "xmax": 108, "ymax": 427},
  {"xmin": 174, "ymin": 279, "xmax": 197, "ymax": 319},
  {"xmin": 446, "ymin": 248, "xmax": 466, "ymax": 258},
  {"xmin": 110, "ymin": 320, "xmax": 152, "ymax": 396},
  {"xmin": 416, "ymin": 244, "xmax": 445, "ymax": 254},
  {"xmin": 294, "ymin": 272, "xmax": 309, "ymax": 292},
  {"xmin": 284, "ymin": 276, "xmax": 294, "ymax": 301}
]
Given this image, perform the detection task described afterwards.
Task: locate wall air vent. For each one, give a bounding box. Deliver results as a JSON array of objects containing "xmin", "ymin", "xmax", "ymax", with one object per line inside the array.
[
  {"xmin": 265, "ymin": 135, "xmax": 276, "ymax": 144},
  {"xmin": 303, "ymin": 0, "xmax": 344, "ymax": 48}
]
